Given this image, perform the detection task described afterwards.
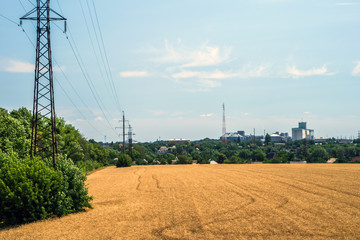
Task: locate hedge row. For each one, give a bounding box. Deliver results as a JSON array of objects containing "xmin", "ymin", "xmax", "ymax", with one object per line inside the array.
[{"xmin": 0, "ymin": 153, "xmax": 92, "ymax": 226}]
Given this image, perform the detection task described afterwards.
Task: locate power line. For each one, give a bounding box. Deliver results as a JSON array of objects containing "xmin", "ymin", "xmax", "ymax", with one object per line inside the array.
[
  {"xmin": 79, "ymin": 0, "xmax": 115, "ymax": 108},
  {"xmin": 83, "ymin": 0, "xmax": 122, "ymax": 114},
  {"xmin": 53, "ymin": 0, "xmax": 120, "ymax": 125},
  {"xmin": 56, "ymin": 0, "xmax": 125, "ymax": 125},
  {"xmin": 0, "ymin": 13, "xmax": 19, "ymax": 26},
  {"xmin": 64, "ymin": 32, "xmax": 119, "ymax": 137},
  {"xmin": 54, "ymin": 77, "xmax": 104, "ymax": 137},
  {"xmin": 3, "ymin": 10, "xmax": 116, "ymax": 140},
  {"xmin": 91, "ymin": 0, "xmax": 123, "ymax": 114}
]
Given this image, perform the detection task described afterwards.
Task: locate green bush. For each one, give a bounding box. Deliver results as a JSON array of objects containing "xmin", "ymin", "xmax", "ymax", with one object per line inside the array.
[
  {"xmin": 76, "ymin": 159, "xmax": 103, "ymax": 173},
  {"xmin": 52, "ymin": 155, "xmax": 92, "ymax": 215},
  {"xmin": 0, "ymin": 153, "xmax": 92, "ymax": 226},
  {"xmin": 116, "ymin": 154, "xmax": 132, "ymax": 168}
]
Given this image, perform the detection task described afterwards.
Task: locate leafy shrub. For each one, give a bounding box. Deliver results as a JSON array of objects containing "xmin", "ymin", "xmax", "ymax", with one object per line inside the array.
[
  {"xmin": 0, "ymin": 114, "xmax": 30, "ymax": 157},
  {"xmin": 0, "ymin": 153, "xmax": 62, "ymax": 225},
  {"xmin": 52, "ymin": 155, "xmax": 92, "ymax": 215},
  {"xmin": 116, "ymin": 154, "xmax": 132, "ymax": 168},
  {"xmin": 76, "ymin": 159, "xmax": 103, "ymax": 173},
  {"xmin": 0, "ymin": 153, "xmax": 92, "ymax": 226}
]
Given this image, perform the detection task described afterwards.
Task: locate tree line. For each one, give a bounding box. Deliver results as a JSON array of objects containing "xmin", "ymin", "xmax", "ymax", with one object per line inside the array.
[
  {"xmin": 116, "ymin": 137, "xmax": 360, "ymax": 165},
  {"xmin": 0, "ymin": 107, "xmax": 123, "ymax": 226},
  {"xmin": 0, "ymin": 107, "xmax": 122, "ymax": 172}
]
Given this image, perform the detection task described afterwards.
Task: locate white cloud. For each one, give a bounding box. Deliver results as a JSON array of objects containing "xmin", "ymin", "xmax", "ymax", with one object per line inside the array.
[
  {"xmin": 287, "ymin": 65, "xmax": 336, "ymax": 78},
  {"xmin": 304, "ymin": 112, "xmax": 311, "ymax": 115},
  {"xmin": 200, "ymin": 113, "xmax": 214, "ymax": 117},
  {"xmin": 172, "ymin": 65, "xmax": 268, "ymax": 80},
  {"xmin": 119, "ymin": 71, "xmax": 150, "ymax": 78},
  {"xmin": 198, "ymin": 79, "xmax": 221, "ymax": 88},
  {"xmin": 0, "ymin": 59, "xmax": 64, "ymax": 73},
  {"xmin": 153, "ymin": 40, "xmax": 232, "ymax": 68},
  {"xmin": 2, "ymin": 60, "xmax": 34, "ymax": 73},
  {"xmin": 181, "ymin": 46, "xmax": 232, "ymax": 68},
  {"xmin": 351, "ymin": 61, "xmax": 360, "ymax": 76},
  {"xmin": 172, "ymin": 69, "xmax": 237, "ymax": 79},
  {"xmin": 94, "ymin": 116, "xmax": 103, "ymax": 121}
]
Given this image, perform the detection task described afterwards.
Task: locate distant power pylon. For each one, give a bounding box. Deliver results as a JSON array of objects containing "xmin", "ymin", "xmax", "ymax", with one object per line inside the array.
[
  {"xmin": 21, "ymin": 0, "xmax": 66, "ymax": 167},
  {"xmin": 116, "ymin": 111, "xmax": 129, "ymax": 154},
  {"xmin": 128, "ymin": 124, "xmax": 135, "ymax": 156},
  {"xmin": 222, "ymin": 103, "xmax": 227, "ymax": 145}
]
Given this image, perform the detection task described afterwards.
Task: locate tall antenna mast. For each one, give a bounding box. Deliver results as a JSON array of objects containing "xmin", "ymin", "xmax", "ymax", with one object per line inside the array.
[
  {"xmin": 222, "ymin": 103, "xmax": 227, "ymax": 145},
  {"xmin": 21, "ymin": 0, "xmax": 66, "ymax": 168}
]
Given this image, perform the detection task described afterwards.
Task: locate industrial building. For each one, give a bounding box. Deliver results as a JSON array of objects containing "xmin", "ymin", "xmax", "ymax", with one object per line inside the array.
[
  {"xmin": 220, "ymin": 130, "xmax": 264, "ymax": 143},
  {"xmin": 292, "ymin": 122, "xmax": 314, "ymax": 141}
]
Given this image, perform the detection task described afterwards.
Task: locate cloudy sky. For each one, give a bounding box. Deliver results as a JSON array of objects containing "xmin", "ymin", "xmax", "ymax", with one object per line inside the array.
[{"xmin": 1, "ymin": 0, "xmax": 360, "ymax": 142}]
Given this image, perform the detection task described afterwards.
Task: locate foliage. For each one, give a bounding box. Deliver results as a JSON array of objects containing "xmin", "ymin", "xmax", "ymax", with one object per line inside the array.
[
  {"xmin": 217, "ymin": 153, "xmax": 227, "ymax": 163},
  {"xmin": 0, "ymin": 114, "xmax": 30, "ymax": 158},
  {"xmin": 130, "ymin": 138, "xmax": 360, "ymax": 165},
  {"xmin": 52, "ymin": 155, "xmax": 92, "ymax": 214},
  {"xmin": 265, "ymin": 133, "xmax": 272, "ymax": 145},
  {"xmin": 0, "ymin": 108, "xmax": 119, "ymax": 172},
  {"xmin": 308, "ymin": 146, "xmax": 328, "ymax": 163},
  {"xmin": 0, "ymin": 153, "xmax": 92, "ymax": 226},
  {"xmin": 116, "ymin": 154, "xmax": 132, "ymax": 168},
  {"xmin": 177, "ymin": 155, "xmax": 190, "ymax": 164},
  {"xmin": 252, "ymin": 149, "xmax": 266, "ymax": 162}
]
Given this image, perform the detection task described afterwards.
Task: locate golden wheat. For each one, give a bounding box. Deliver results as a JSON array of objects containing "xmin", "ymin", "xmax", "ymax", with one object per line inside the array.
[{"xmin": 1, "ymin": 164, "xmax": 360, "ymax": 239}]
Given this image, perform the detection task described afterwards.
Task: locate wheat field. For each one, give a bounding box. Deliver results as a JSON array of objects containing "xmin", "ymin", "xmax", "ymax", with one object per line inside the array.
[{"xmin": 1, "ymin": 164, "xmax": 360, "ymax": 239}]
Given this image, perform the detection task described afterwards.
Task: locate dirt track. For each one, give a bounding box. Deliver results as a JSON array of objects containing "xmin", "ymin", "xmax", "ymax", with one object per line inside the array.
[{"xmin": 1, "ymin": 164, "xmax": 360, "ymax": 239}]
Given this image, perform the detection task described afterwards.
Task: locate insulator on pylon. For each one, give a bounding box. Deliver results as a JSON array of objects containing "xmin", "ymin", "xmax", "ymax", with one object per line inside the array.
[{"xmin": 64, "ymin": 21, "xmax": 67, "ymax": 33}]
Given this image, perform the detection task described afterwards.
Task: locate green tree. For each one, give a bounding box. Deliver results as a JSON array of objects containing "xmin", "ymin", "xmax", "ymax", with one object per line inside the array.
[
  {"xmin": 0, "ymin": 114, "xmax": 30, "ymax": 157},
  {"xmin": 116, "ymin": 154, "xmax": 132, "ymax": 167},
  {"xmin": 238, "ymin": 149, "xmax": 252, "ymax": 160},
  {"xmin": 265, "ymin": 133, "xmax": 272, "ymax": 145},
  {"xmin": 177, "ymin": 155, "xmax": 189, "ymax": 164},
  {"xmin": 217, "ymin": 153, "xmax": 227, "ymax": 163},
  {"xmin": 252, "ymin": 149, "xmax": 266, "ymax": 162},
  {"xmin": 308, "ymin": 146, "xmax": 329, "ymax": 163}
]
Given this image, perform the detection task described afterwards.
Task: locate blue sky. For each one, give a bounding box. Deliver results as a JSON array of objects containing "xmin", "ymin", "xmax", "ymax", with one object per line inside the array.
[{"xmin": 1, "ymin": 0, "xmax": 360, "ymax": 142}]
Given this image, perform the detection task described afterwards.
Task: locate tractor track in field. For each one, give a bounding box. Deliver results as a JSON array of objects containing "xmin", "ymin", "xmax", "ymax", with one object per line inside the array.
[{"xmin": 1, "ymin": 164, "xmax": 360, "ymax": 240}]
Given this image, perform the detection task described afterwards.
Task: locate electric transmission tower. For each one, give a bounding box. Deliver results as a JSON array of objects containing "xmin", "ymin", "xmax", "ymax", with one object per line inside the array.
[
  {"xmin": 116, "ymin": 111, "xmax": 129, "ymax": 155},
  {"xmin": 222, "ymin": 103, "xmax": 227, "ymax": 145},
  {"xmin": 20, "ymin": 1, "xmax": 66, "ymax": 167},
  {"xmin": 128, "ymin": 124, "xmax": 135, "ymax": 156}
]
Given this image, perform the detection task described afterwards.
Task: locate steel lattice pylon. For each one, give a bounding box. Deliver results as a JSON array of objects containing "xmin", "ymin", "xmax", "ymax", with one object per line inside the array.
[{"xmin": 21, "ymin": 0, "xmax": 66, "ymax": 167}]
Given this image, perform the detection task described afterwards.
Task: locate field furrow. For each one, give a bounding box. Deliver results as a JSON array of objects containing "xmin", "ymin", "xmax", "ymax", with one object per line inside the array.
[{"xmin": 1, "ymin": 164, "xmax": 359, "ymax": 239}]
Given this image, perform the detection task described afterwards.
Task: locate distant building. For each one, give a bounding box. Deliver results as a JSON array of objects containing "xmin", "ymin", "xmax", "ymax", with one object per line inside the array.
[
  {"xmin": 157, "ymin": 146, "xmax": 169, "ymax": 154},
  {"xmin": 351, "ymin": 157, "xmax": 360, "ymax": 163},
  {"xmin": 292, "ymin": 122, "xmax": 314, "ymax": 141},
  {"xmin": 168, "ymin": 139, "xmax": 190, "ymax": 144},
  {"xmin": 338, "ymin": 139, "xmax": 353, "ymax": 144},
  {"xmin": 220, "ymin": 132, "xmax": 245, "ymax": 142},
  {"xmin": 220, "ymin": 130, "xmax": 263, "ymax": 142},
  {"xmin": 315, "ymin": 138, "xmax": 329, "ymax": 144},
  {"xmin": 270, "ymin": 131, "xmax": 291, "ymax": 142},
  {"xmin": 172, "ymin": 156, "xmax": 179, "ymax": 164}
]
